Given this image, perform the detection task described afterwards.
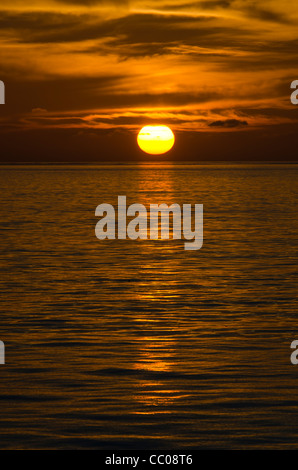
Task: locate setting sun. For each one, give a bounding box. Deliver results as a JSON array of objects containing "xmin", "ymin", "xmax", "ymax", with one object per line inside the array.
[{"xmin": 137, "ymin": 125, "xmax": 175, "ymax": 155}]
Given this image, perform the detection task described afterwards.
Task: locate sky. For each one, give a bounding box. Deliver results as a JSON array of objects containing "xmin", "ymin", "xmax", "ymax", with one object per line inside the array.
[{"xmin": 0, "ymin": 0, "xmax": 297, "ymax": 162}]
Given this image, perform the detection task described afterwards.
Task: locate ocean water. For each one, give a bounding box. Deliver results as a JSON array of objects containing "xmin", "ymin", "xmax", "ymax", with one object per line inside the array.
[{"xmin": 0, "ymin": 163, "xmax": 298, "ymax": 450}]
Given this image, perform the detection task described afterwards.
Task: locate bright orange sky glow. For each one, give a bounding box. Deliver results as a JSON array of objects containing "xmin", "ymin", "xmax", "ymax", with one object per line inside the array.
[{"xmin": 0, "ymin": 0, "xmax": 297, "ymax": 161}]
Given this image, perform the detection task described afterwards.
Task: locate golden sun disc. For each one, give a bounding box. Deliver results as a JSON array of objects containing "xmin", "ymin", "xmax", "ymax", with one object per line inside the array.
[{"xmin": 137, "ymin": 125, "xmax": 175, "ymax": 155}]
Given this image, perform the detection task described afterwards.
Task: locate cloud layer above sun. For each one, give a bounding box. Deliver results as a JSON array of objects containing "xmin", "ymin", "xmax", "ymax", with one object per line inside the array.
[{"xmin": 0, "ymin": 0, "xmax": 297, "ymax": 158}]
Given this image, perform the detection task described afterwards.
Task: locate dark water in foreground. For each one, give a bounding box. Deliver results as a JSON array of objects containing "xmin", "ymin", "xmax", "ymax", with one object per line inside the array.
[{"xmin": 0, "ymin": 163, "xmax": 298, "ymax": 450}]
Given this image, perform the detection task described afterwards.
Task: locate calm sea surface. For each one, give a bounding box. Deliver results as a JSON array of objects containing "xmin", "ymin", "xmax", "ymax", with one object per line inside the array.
[{"xmin": 0, "ymin": 163, "xmax": 298, "ymax": 450}]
